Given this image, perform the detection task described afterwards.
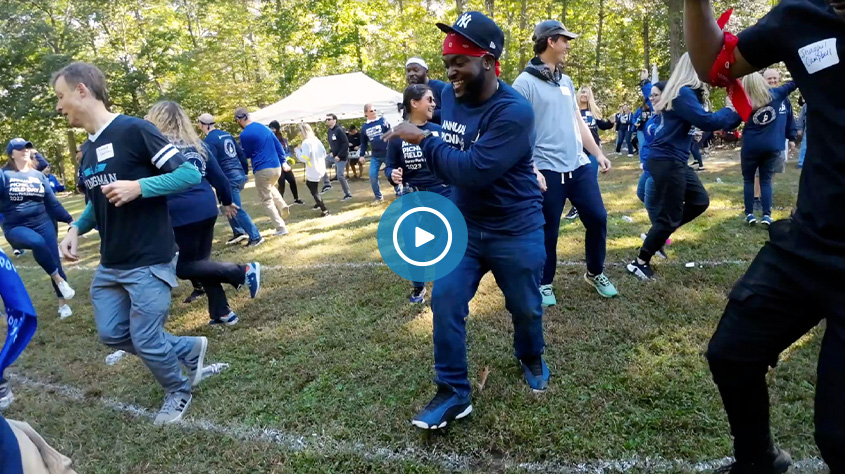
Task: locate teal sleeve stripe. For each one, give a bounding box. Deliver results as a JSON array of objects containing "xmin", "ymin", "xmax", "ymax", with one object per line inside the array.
[{"xmin": 138, "ymin": 161, "xmax": 202, "ymax": 198}]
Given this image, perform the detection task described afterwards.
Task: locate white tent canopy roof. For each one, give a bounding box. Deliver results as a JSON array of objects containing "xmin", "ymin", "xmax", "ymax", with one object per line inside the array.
[{"xmin": 250, "ymin": 72, "xmax": 403, "ymax": 126}]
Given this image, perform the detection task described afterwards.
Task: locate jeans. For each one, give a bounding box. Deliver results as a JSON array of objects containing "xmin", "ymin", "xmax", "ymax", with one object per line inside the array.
[
  {"xmin": 227, "ymin": 176, "xmax": 261, "ymax": 241},
  {"xmin": 174, "ymin": 217, "xmax": 246, "ymax": 319},
  {"xmin": 431, "ymin": 226, "xmax": 546, "ymax": 398},
  {"xmin": 3, "ymin": 219, "xmax": 66, "ymax": 298},
  {"xmin": 408, "ymin": 184, "xmax": 453, "ymax": 289},
  {"xmin": 636, "ymin": 171, "xmax": 658, "ymax": 224},
  {"xmin": 616, "ymin": 129, "xmax": 633, "ymax": 154},
  {"xmin": 91, "ymin": 258, "xmax": 195, "ymax": 395},
  {"xmin": 637, "ymin": 131, "xmax": 646, "ymax": 153},
  {"xmin": 799, "ymin": 135, "xmax": 807, "ymax": 167},
  {"xmin": 369, "ymin": 155, "xmax": 386, "ymax": 199},
  {"xmin": 335, "ymin": 161, "xmax": 351, "ymax": 197},
  {"xmin": 707, "ymin": 240, "xmax": 845, "ymax": 469},
  {"xmin": 741, "ymin": 151, "xmax": 779, "ymax": 216},
  {"xmin": 640, "ymin": 160, "xmax": 709, "ymax": 262},
  {"xmin": 690, "ymin": 141, "xmax": 703, "ymax": 167},
  {"xmin": 539, "ymin": 165, "xmax": 608, "ymax": 283},
  {"xmin": 306, "ymin": 180, "xmax": 327, "ymax": 212},
  {"xmin": 253, "ymin": 167, "xmax": 287, "ymax": 231}
]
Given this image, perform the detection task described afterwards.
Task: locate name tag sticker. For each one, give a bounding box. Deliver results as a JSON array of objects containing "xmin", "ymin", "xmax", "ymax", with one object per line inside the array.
[
  {"xmin": 560, "ymin": 86, "xmax": 572, "ymax": 96},
  {"xmin": 96, "ymin": 143, "xmax": 114, "ymax": 162},
  {"xmin": 799, "ymin": 38, "xmax": 839, "ymax": 74}
]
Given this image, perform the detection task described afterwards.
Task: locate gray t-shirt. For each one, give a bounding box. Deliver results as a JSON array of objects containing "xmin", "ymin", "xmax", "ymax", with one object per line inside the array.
[{"xmin": 512, "ymin": 71, "xmax": 590, "ymax": 173}]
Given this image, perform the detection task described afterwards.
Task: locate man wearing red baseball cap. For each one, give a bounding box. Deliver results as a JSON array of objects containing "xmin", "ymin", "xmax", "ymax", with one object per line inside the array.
[{"xmin": 384, "ymin": 11, "xmax": 548, "ymax": 430}]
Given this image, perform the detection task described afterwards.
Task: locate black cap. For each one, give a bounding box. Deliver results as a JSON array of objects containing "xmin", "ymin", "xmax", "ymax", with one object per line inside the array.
[
  {"xmin": 436, "ymin": 11, "xmax": 505, "ymax": 59},
  {"xmin": 532, "ymin": 20, "xmax": 578, "ymax": 42}
]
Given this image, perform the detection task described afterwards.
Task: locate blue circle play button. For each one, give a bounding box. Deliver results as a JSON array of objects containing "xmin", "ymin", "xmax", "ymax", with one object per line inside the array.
[{"xmin": 377, "ymin": 191, "xmax": 468, "ymax": 282}]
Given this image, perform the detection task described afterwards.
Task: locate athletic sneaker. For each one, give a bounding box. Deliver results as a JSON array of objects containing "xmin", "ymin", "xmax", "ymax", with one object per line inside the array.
[
  {"xmin": 154, "ymin": 392, "xmax": 192, "ymax": 425},
  {"xmin": 698, "ymin": 165, "xmax": 706, "ymax": 171},
  {"xmin": 520, "ymin": 356, "xmax": 550, "ymax": 392},
  {"xmin": 713, "ymin": 448, "xmax": 792, "ymax": 474},
  {"xmin": 245, "ymin": 263, "xmax": 261, "ymax": 298},
  {"xmin": 410, "ymin": 286, "xmax": 426, "ymax": 304},
  {"xmin": 373, "ymin": 197, "xmax": 384, "ymax": 203},
  {"xmin": 746, "ymin": 214, "xmax": 757, "ymax": 225},
  {"xmin": 564, "ymin": 207, "xmax": 579, "ymax": 220},
  {"xmin": 321, "ymin": 185, "xmax": 332, "ymax": 194},
  {"xmin": 341, "ymin": 195, "xmax": 352, "ymax": 201},
  {"xmin": 293, "ymin": 199, "xmax": 305, "ymax": 205},
  {"xmin": 183, "ymin": 288, "xmax": 205, "ymax": 304},
  {"xmin": 274, "ymin": 228, "xmax": 289, "ymax": 237},
  {"xmin": 246, "ymin": 237, "xmax": 265, "ymax": 247},
  {"xmin": 0, "ymin": 379, "xmax": 13, "ymax": 409},
  {"xmin": 760, "ymin": 215, "xmax": 773, "ymax": 226},
  {"xmin": 584, "ymin": 273, "xmax": 618, "ymax": 298},
  {"xmin": 226, "ymin": 234, "xmax": 248, "ymax": 245},
  {"xmin": 627, "ymin": 153, "xmax": 633, "ymax": 157},
  {"xmin": 183, "ymin": 336, "xmax": 208, "ymax": 387},
  {"xmin": 627, "ymin": 260, "xmax": 654, "ymax": 280},
  {"xmin": 56, "ymin": 280, "xmax": 75, "ymax": 300},
  {"xmin": 58, "ymin": 304, "xmax": 72, "ymax": 320},
  {"xmin": 320, "ymin": 210, "xmax": 330, "ymax": 217},
  {"xmin": 209, "ymin": 312, "xmax": 239, "ymax": 326},
  {"xmin": 312, "ymin": 203, "xmax": 320, "ymax": 210},
  {"xmin": 13, "ymin": 249, "xmax": 24, "ymax": 257},
  {"xmin": 539, "ymin": 284, "xmax": 556, "ymax": 307},
  {"xmin": 411, "ymin": 385, "xmax": 472, "ymax": 430}
]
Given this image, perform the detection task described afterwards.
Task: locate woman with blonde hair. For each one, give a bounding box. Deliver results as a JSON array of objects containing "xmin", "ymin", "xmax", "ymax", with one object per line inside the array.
[
  {"xmin": 146, "ymin": 101, "xmax": 261, "ymax": 326},
  {"xmin": 738, "ymin": 73, "xmax": 798, "ymax": 226},
  {"xmin": 295, "ymin": 123, "xmax": 330, "ymax": 217},
  {"xmin": 626, "ymin": 53, "xmax": 742, "ymax": 280}
]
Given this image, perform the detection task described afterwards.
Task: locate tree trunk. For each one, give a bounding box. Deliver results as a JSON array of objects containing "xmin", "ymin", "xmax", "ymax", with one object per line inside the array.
[
  {"xmin": 595, "ymin": 0, "xmax": 605, "ymax": 72},
  {"xmin": 485, "ymin": 0, "xmax": 494, "ymax": 18},
  {"xmin": 456, "ymin": 0, "xmax": 464, "ymax": 14},
  {"xmin": 642, "ymin": 15, "xmax": 650, "ymax": 70},
  {"xmin": 67, "ymin": 130, "xmax": 78, "ymax": 190},
  {"xmin": 561, "ymin": 0, "xmax": 567, "ymax": 24},
  {"xmin": 517, "ymin": 0, "xmax": 528, "ymax": 71},
  {"xmin": 667, "ymin": 0, "xmax": 684, "ymax": 69}
]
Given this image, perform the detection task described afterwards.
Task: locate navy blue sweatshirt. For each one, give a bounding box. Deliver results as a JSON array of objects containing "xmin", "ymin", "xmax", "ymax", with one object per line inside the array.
[
  {"xmin": 0, "ymin": 168, "xmax": 72, "ymax": 229},
  {"xmin": 428, "ymin": 79, "xmax": 448, "ymax": 124},
  {"xmin": 327, "ymin": 125, "xmax": 350, "ymax": 160},
  {"xmin": 204, "ymin": 129, "xmax": 248, "ymax": 178},
  {"xmin": 420, "ymin": 80, "xmax": 543, "ymax": 235},
  {"xmin": 742, "ymin": 82, "xmax": 799, "ymax": 157},
  {"xmin": 384, "ymin": 122, "xmax": 445, "ymax": 189},
  {"xmin": 649, "ymin": 87, "xmax": 742, "ymax": 163},
  {"xmin": 615, "ymin": 112, "xmax": 633, "ymax": 131},
  {"xmin": 360, "ymin": 118, "xmax": 391, "ymax": 158},
  {"xmin": 167, "ymin": 143, "xmax": 233, "ymax": 228}
]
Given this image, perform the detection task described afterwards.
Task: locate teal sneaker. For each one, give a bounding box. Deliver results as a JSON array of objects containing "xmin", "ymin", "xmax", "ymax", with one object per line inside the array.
[
  {"xmin": 584, "ymin": 272, "xmax": 618, "ymax": 298},
  {"xmin": 539, "ymin": 284, "xmax": 556, "ymax": 307}
]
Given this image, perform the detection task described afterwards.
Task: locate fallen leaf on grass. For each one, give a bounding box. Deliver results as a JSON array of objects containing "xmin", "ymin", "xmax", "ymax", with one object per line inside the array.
[{"xmin": 476, "ymin": 366, "xmax": 492, "ymax": 393}]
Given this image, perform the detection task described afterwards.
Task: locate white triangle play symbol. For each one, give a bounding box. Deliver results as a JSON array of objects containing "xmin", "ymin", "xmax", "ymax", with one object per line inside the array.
[{"xmin": 415, "ymin": 227, "xmax": 435, "ymax": 248}]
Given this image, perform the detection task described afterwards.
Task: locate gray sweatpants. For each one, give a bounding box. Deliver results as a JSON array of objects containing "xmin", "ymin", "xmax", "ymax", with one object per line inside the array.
[{"xmin": 91, "ymin": 258, "xmax": 193, "ymax": 396}]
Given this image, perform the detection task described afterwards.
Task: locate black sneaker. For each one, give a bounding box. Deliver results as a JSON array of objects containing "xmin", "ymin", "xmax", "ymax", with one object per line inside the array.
[
  {"xmin": 713, "ymin": 449, "xmax": 792, "ymax": 474},
  {"xmin": 293, "ymin": 199, "xmax": 305, "ymax": 205},
  {"xmin": 209, "ymin": 312, "xmax": 239, "ymax": 327},
  {"xmin": 564, "ymin": 207, "xmax": 579, "ymax": 220},
  {"xmin": 321, "ymin": 210, "xmax": 330, "ymax": 217},
  {"xmin": 226, "ymin": 234, "xmax": 248, "ymax": 245},
  {"xmin": 183, "ymin": 288, "xmax": 206, "ymax": 304},
  {"xmin": 321, "ymin": 185, "xmax": 332, "ymax": 194},
  {"xmin": 626, "ymin": 260, "xmax": 654, "ymax": 280},
  {"xmin": 312, "ymin": 203, "xmax": 320, "ymax": 209},
  {"xmin": 246, "ymin": 237, "xmax": 265, "ymax": 247},
  {"xmin": 411, "ymin": 385, "xmax": 472, "ymax": 430},
  {"xmin": 409, "ymin": 287, "xmax": 426, "ymax": 304}
]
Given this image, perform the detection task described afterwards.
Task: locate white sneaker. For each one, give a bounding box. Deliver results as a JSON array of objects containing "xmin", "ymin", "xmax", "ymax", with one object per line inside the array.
[
  {"xmin": 274, "ymin": 228, "xmax": 289, "ymax": 237},
  {"xmin": 58, "ymin": 304, "xmax": 72, "ymax": 320},
  {"xmin": 56, "ymin": 280, "xmax": 75, "ymax": 300},
  {"xmin": 154, "ymin": 392, "xmax": 192, "ymax": 425}
]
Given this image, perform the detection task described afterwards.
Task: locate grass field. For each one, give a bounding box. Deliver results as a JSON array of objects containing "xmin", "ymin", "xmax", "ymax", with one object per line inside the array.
[{"xmin": 1, "ymin": 147, "xmax": 825, "ymax": 473}]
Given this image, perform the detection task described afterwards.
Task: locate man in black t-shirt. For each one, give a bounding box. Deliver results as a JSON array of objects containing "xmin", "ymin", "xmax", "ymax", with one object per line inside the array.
[
  {"xmin": 54, "ymin": 62, "xmax": 211, "ymax": 425},
  {"xmin": 686, "ymin": 1, "xmax": 845, "ymax": 472},
  {"xmin": 346, "ymin": 125, "xmax": 362, "ymax": 179}
]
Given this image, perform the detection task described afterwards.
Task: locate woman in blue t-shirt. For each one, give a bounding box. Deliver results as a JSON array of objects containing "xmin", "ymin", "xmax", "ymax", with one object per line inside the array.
[
  {"xmin": 146, "ymin": 101, "xmax": 261, "ymax": 326},
  {"xmin": 0, "ymin": 138, "xmax": 76, "ymax": 319},
  {"xmin": 384, "ymin": 84, "xmax": 449, "ymax": 305},
  {"xmin": 627, "ymin": 53, "xmax": 741, "ymax": 280}
]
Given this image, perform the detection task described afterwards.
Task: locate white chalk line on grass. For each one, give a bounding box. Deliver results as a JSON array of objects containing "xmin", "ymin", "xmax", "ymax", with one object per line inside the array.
[
  {"xmin": 8, "ymin": 375, "xmax": 826, "ymax": 473},
  {"xmin": 17, "ymin": 259, "xmax": 750, "ymax": 273}
]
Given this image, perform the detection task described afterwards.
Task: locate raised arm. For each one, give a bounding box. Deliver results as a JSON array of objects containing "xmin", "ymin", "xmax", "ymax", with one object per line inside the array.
[{"xmin": 684, "ymin": 0, "xmax": 765, "ymax": 80}]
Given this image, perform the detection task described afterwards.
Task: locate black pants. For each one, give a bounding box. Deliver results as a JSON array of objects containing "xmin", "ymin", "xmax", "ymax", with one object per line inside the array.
[
  {"xmin": 690, "ymin": 141, "xmax": 703, "ymax": 167},
  {"xmin": 306, "ymin": 180, "xmax": 327, "ymax": 212},
  {"xmin": 708, "ymin": 236, "xmax": 845, "ymax": 469},
  {"xmin": 640, "ymin": 159, "xmax": 709, "ymax": 262},
  {"xmin": 278, "ymin": 168, "xmax": 299, "ymax": 201},
  {"xmin": 173, "ymin": 217, "xmax": 246, "ymax": 319}
]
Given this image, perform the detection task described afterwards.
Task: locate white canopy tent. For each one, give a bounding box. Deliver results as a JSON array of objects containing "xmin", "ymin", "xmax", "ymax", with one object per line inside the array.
[{"xmin": 250, "ymin": 72, "xmax": 404, "ymax": 126}]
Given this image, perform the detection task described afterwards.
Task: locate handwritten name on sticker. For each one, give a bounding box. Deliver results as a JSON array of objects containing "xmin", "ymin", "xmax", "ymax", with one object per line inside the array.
[{"xmin": 799, "ymin": 38, "xmax": 839, "ymax": 75}]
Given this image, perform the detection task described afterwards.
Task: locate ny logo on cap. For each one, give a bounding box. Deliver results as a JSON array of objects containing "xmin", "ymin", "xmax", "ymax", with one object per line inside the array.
[{"xmin": 456, "ymin": 13, "xmax": 472, "ymax": 29}]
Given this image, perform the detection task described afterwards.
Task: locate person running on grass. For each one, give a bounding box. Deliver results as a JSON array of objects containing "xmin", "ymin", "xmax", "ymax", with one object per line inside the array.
[
  {"xmin": 405, "ymin": 57, "xmax": 448, "ymax": 124},
  {"xmin": 1, "ymin": 138, "xmax": 75, "ymax": 320},
  {"xmin": 269, "ymin": 120, "xmax": 304, "ymax": 205},
  {"xmin": 198, "ymin": 113, "xmax": 263, "ymax": 248},
  {"xmin": 686, "ymin": 0, "xmax": 845, "ymax": 471},
  {"xmin": 384, "ymin": 84, "xmax": 449, "ymax": 305},
  {"xmin": 384, "ymin": 11, "xmax": 549, "ymax": 429},
  {"xmin": 295, "ymin": 123, "xmax": 331, "ymax": 217},
  {"xmin": 148, "ymin": 102, "xmax": 261, "ymax": 327},
  {"xmin": 737, "ymin": 73, "xmax": 797, "ymax": 227},
  {"xmin": 55, "ymin": 62, "xmax": 210, "ymax": 425},
  {"xmin": 513, "ymin": 20, "xmax": 617, "ymax": 305},
  {"xmin": 346, "ymin": 125, "xmax": 362, "ymax": 179},
  {"xmin": 625, "ymin": 53, "xmax": 741, "ymax": 281},
  {"xmin": 235, "ymin": 108, "xmax": 290, "ymax": 237},
  {"xmin": 358, "ymin": 105, "xmax": 394, "ymax": 202},
  {"xmin": 323, "ymin": 113, "xmax": 352, "ymax": 200}
]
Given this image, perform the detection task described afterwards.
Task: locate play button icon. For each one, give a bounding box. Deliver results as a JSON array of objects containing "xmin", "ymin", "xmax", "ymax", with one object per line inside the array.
[
  {"xmin": 377, "ymin": 191, "xmax": 468, "ymax": 282},
  {"xmin": 415, "ymin": 227, "xmax": 434, "ymax": 247}
]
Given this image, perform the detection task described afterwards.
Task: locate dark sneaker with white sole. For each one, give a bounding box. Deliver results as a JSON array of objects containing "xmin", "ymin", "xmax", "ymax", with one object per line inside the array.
[
  {"xmin": 227, "ymin": 234, "xmax": 249, "ymax": 245},
  {"xmin": 411, "ymin": 385, "xmax": 472, "ymax": 430},
  {"xmin": 760, "ymin": 215, "xmax": 773, "ymax": 226},
  {"xmin": 154, "ymin": 392, "xmax": 192, "ymax": 425},
  {"xmin": 520, "ymin": 356, "xmax": 550, "ymax": 392},
  {"xmin": 209, "ymin": 312, "xmax": 239, "ymax": 327},
  {"xmin": 409, "ymin": 286, "xmax": 426, "ymax": 304},
  {"xmin": 713, "ymin": 449, "xmax": 792, "ymax": 474},
  {"xmin": 627, "ymin": 260, "xmax": 654, "ymax": 280},
  {"xmin": 183, "ymin": 288, "xmax": 205, "ymax": 304},
  {"xmin": 564, "ymin": 207, "xmax": 579, "ymax": 220}
]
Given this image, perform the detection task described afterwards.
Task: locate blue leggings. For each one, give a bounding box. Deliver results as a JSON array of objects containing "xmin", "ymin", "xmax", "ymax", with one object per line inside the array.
[{"xmin": 4, "ymin": 219, "xmax": 66, "ymax": 298}]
